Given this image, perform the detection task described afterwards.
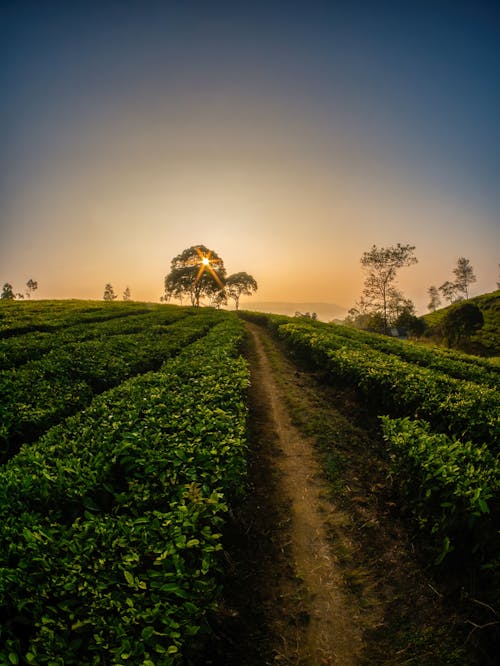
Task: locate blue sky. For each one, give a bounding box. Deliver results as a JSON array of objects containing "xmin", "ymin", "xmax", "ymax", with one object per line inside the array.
[{"xmin": 1, "ymin": 1, "xmax": 499, "ymax": 311}]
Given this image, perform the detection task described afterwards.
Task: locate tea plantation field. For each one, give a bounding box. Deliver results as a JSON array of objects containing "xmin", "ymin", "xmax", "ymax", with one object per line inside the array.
[
  {"xmin": 1, "ymin": 300, "xmax": 499, "ymax": 664},
  {"xmin": 0, "ymin": 301, "xmax": 249, "ymax": 665}
]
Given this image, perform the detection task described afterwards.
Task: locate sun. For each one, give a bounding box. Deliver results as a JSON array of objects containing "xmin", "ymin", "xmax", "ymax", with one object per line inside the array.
[{"xmin": 193, "ymin": 246, "xmax": 224, "ymax": 288}]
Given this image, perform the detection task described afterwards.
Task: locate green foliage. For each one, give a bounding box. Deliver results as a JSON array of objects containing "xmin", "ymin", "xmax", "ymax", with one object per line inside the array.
[
  {"xmin": 270, "ymin": 320, "xmax": 499, "ymax": 448},
  {"xmin": 0, "ymin": 314, "xmax": 249, "ymax": 664},
  {"xmin": 442, "ymin": 302, "xmax": 484, "ymax": 347},
  {"xmin": 381, "ymin": 417, "xmax": 500, "ymax": 565},
  {"xmin": 0, "ymin": 306, "xmax": 224, "ymax": 459},
  {"xmin": 225, "ymin": 272, "xmax": 258, "ymax": 310},
  {"xmin": 249, "ymin": 309, "xmax": 500, "ymax": 608},
  {"xmin": 356, "ymin": 243, "xmax": 418, "ymax": 333},
  {"xmin": 423, "ymin": 290, "xmax": 500, "ymax": 356}
]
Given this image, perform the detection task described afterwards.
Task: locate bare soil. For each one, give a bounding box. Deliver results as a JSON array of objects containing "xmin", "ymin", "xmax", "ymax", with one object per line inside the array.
[{"xmin": 202, "ymin": 322, "xmax": 489, "ymax": 665}]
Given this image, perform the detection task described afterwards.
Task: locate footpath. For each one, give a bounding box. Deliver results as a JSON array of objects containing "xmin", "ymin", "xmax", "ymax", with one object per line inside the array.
[{"xmin": 204, "ymin": 321, "xmax": 477, "ymax": 665}]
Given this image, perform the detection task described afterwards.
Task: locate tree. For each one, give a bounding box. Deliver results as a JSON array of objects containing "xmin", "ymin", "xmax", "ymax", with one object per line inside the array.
[
  {"xmin": 358, "ymin": 243, "xmax": 418, "ymax": 334},
  {"xmin": 103, "ymin": 283, "xmax": 117, "ymax": 301},
  {"xmin": 226, "ymin": 272, "xmax": 258, "ymax": 310},
  {"xmin": 496, "ymin": 263, "xmax": 499, "ymax": 290},
  {"xmin": 26, "ymin": 279, "xmax": 38, "ymax": 299},
  {"xmin": 427, "ymin": 286, "xmax": 441, "ymax": 312},
  {"xmin": 123, "ymin": 286, "xmax": 131, "ymax": 301},
  {"xmin": 209, "ymin": 289, "xmax": 227, "ymax": 309},
  {"xmin": 164, "ymin": 245, "xmax": 226, "ymax": 307},
  {"xmin": 1, "ymin": 283, "xmax": 15, "ymax": 300},
  {"xmin": 453, "ymin": 257, "xmax": 476, "ymax": 299},
  {"xmin": 439, "ymin": 280, "xmax": 460, "ymax": 304},
  {"xmin": 442, "ymin": 302, "xmax": 484, "ymax": 348}
]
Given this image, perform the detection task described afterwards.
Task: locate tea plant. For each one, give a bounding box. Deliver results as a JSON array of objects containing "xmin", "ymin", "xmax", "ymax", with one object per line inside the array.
[{"xmin": 0, "ymin": 317, "xmax": 250, "ymax": 664}]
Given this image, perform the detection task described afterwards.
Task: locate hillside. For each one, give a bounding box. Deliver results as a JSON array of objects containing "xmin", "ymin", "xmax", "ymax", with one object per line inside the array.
[{"xmin": 422, "ymin": 289, "xmax": 500, "ymax": 356}]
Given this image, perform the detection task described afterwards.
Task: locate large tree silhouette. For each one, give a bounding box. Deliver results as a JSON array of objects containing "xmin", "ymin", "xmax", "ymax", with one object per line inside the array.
[{"xmin": 164, "ymin": 245, "xmax": 226, "ymax": 306}]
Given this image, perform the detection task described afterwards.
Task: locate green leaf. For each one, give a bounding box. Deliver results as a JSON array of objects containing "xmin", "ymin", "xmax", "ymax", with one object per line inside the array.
[
  {"xmin": 124, "ymin": 570, "xmax": 135, "ymax": 586},
  {"xmin": 160, "ymin": 583, "xmax": 188, "ymax": 598},
  {"xmin": 478, "ymin": 498, "xmax": 489, "ymax": 514},
  {"xmin": 8, "ymin": 653, "xmax": 19, "ymax": 665},
  {"xmin": 141, "ymin": 626, "xmax": 154, "ymax": 640}
]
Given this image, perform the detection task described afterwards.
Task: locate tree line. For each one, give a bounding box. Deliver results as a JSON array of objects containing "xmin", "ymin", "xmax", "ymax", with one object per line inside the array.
[
  {"xmin": 1, "ymin": 279, "xmax": 38, "ymax": 300},
  {"xmin": 102, "ymin": 285, "xmax": 131, "ymax": 301},
  {"xmin": 347, "ymin": 244, "xmax": 496, "ymax": 344}
]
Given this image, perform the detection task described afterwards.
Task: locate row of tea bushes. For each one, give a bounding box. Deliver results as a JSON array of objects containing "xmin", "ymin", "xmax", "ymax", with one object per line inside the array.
[
  {"xmin": 0, "ymin": 317, "xmax": 249, "ymax": 665},
  {"xmin": 0, "ymin": 311, "xmax": 223, "ymax": 460},
  {"xmin": 274, "ymin": 322, "xmax": 499, "ymax": 449},
  {"xmin": 0, "ymin": 306, "xmax": 192, "ymax": 370}
]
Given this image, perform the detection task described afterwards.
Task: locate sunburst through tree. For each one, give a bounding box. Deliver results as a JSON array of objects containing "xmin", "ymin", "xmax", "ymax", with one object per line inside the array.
[{"xmin": 164, "ymin": 245, "xmax": 226, "ymax": 306}]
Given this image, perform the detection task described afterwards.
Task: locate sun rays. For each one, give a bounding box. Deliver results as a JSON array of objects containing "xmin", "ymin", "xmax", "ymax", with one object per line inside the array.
[{"xmin": 194, "ymin": 247, "xmax": 224, "ymax": 289}]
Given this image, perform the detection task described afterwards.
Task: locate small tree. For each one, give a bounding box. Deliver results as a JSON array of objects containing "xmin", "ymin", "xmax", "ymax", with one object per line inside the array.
[
  {"xmin": 209, "ymin": 289, "xmax": 227, "ymax": 309},
  {"xmin": 358, "ymin": 243, "xmax": 418, "ymax": 334},
  {"xmin": 123, "ymin": 286, "xmax": 131, "ymax": 301},
  {"xmin": 453, "ymin": 257, "xmax": 476, "ymax": 299},
  {"xmin": 26, "ymin": 279, "xmax": 38, "ymax": 299},
  {"xmin": 439, "ymin": 280, "xmax": 460, "ymax": 304},
  {"xmin": 103, "ymin": 283, "xmax": 117, "ymax": 301},
  {"xmin": 427, "ymin": 286, "xmax": 441, "ymax": 312},
  {"xmin": 1, "ymin": 283, "xmax": 15, "ymax": 300},
  {"xmin": 226, "ymin": 272, "xmax": 258, "ymax": 310},
  {"xmin": 442, "ymin": 302, "xmax": 484, "ymax": 348}
]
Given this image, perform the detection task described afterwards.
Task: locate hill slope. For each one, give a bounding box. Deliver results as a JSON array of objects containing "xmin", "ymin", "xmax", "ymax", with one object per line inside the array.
[{"xmin": 422, "ymin": 290, "xmax": 500, "ymax": 356}]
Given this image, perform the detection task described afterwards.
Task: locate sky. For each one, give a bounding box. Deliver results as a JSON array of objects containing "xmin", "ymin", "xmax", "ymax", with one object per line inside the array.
[{"xmin": 1, "ymin": 0, "xmax": 499, "ymax": 314}]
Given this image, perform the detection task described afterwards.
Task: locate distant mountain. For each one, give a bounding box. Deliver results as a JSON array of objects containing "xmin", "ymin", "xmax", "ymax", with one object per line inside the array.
[{"xmin": 239, "ymin": 301, "xmax": 347, "ymax": 322}]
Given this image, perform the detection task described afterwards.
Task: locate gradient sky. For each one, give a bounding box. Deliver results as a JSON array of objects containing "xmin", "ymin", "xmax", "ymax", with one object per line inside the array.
[{"xmin": 1, "ymin": 0, "xmax": 499, "ymax": 314}]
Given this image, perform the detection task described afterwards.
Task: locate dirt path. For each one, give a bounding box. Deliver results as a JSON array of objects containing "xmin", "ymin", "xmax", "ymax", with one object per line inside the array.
[
  {"xmin": 245, "ymin": 322, "xmax": 368, "ymax": 665},
  {"xmin": 204, "ymin": 321, "xmax": 477, "ymax": 665}
]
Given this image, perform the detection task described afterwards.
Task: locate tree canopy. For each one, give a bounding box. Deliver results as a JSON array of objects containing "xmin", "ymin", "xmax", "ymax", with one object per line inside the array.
[
  {"xmin": 164, "ymin": 245, "xmax": 226, "ymax": 307},
  {"xmin": 26, "ymin": 279, "xmax": 38, "ymax": 299},
  {"xmin": 453, "ymin": 257, "xmax": 476, "ymax": 299},
  {"xmin": 442, "ymin": 302, "xmax": 484, "ymax": 347},
  {"xmin": 0, "ymin": 283, "xmax": 15, "ymax": 300},
  {"xmin": 103, "ymin": 284, "xmax": 117, "ymax": 301},
  {"xmin": 226, "ymin": 272, "xmax": 258, "ymax": 310},
  {"xmin": 352, "ymin": 243, "xmax": 418, "ymax": 334},
  {"xmin": 437, "ymin": 257, "xmax": 477, "ymax": 303}
]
